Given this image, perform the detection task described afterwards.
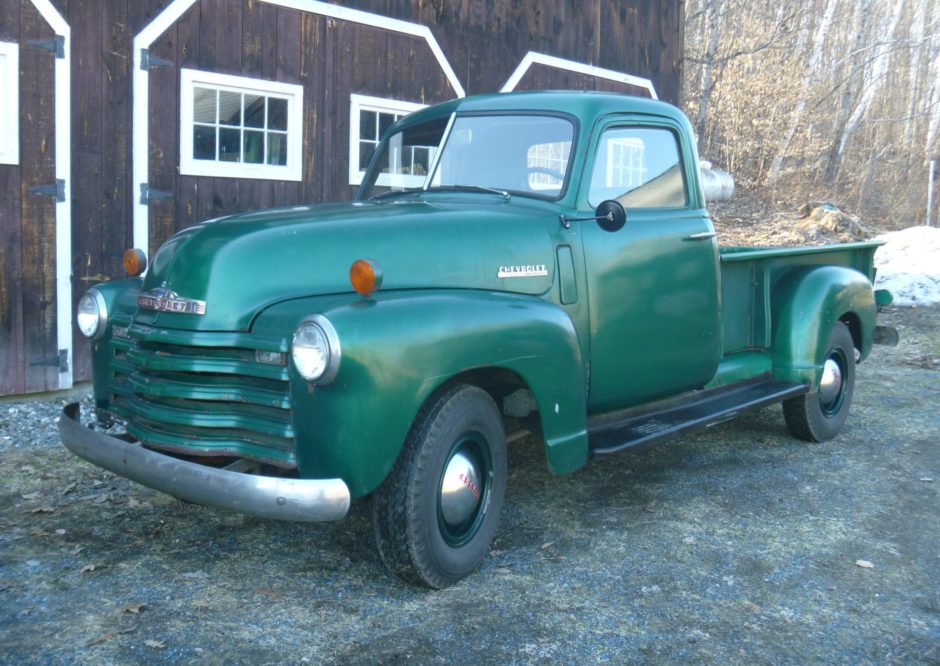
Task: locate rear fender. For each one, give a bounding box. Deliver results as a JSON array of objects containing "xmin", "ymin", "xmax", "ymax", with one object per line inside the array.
[
  {"xmin": 771, "ymin": 266, "xmax": 875, "ymax": 387},
  {"xmin": 256, "ymin": 291, "xmax": 588, "ymax": 498}
]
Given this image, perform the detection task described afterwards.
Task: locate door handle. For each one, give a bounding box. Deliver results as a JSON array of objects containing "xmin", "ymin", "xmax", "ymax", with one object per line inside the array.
[{"xmin": 684, "ymin": 232, "xmax": 716, "ymax": 241}]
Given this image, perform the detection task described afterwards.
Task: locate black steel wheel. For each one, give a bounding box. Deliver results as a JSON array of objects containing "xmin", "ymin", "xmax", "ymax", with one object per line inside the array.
[
  {"xmin": 372, "ymin": 384, "xmax": 507, "ymax": 588},
  {"xmin": 783, "ymin": 322, "xmax": 856, "ymax": 442}
]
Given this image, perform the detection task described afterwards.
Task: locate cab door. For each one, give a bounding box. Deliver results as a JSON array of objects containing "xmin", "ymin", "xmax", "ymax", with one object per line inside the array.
[{"xmin": 579, "ymin": 118, "xmax": 721, "ymax": 412}]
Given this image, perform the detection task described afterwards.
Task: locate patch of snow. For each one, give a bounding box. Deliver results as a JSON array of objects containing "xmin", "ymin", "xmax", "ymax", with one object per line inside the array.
[{"xmin": 874, "ymin": 226, "xmax": 940, "ymax": 306}]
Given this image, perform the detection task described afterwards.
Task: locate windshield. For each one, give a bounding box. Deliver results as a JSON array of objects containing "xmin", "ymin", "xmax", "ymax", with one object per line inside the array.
[{"xmin": 358, "ymin": 114, "xmax": 576, "ymax": 200}]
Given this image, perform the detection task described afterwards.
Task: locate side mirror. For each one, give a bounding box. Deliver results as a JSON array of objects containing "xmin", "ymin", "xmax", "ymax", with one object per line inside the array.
[
  {"xmin": 558, "ymin": 200, "xmax": 627, "ymax": 231},
  {"xmin": 595, "ymin": 200, "xmax": 626, "ymax": 232}
]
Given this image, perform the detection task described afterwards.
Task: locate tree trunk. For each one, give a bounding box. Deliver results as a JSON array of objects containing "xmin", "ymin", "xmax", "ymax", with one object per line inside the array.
[
  {"xmin": 695, "ymin": 0, "xmax": 722, "ymax": 149},
  {"xmin": 766, "ymin": 0, "xmax": 838, "ymax": 186},
  {"xmin": 828, "ymin": 0, "xmax": 906, "ymax": 182}
]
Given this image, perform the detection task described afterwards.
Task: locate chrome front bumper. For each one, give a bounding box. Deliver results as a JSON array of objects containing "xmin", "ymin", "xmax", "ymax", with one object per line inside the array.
[{"xmin": 59, "ymin": 402, "xmax": 350, "ymax": 522}]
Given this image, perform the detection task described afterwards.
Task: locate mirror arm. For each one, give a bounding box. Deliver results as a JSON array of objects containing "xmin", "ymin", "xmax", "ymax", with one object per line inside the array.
[{"xmin": 559, "ymin": 212, "xmax": 615, "ymax": 229}]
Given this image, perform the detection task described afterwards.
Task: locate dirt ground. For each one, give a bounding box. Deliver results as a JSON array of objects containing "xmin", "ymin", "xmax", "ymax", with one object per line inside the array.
[
  {"xmin": 0, "ymin": 307, "xmax": 940, "ymax": 664},
  {"xmin": 709, "ymin": 195, "xmax": 881, "ymax": 247},
  {"xmin": 1, "ymin": 304, "xmax": 938, "ymax": 664}
]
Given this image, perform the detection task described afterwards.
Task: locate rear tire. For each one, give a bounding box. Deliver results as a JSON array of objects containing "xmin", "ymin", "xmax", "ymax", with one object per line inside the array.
[
  {"xmin": 783, "ymin": 322, "xmax": 856, "ymax": 442},
  {"xmin": 372, "ymin": 384, "xmax": 507, "ymax": 588}
]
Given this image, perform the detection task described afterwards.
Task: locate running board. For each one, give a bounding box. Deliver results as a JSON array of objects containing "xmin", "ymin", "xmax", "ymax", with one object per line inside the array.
[{"xmin": 589, "ymin": 380, "xmax": 808, "ymax": 457}]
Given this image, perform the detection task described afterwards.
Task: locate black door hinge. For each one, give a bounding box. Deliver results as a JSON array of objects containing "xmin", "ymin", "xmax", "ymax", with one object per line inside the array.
[
  {"xmin": 139, "ymin": 183, "xmax": 174, "ymax": 205},
  {"xmin": 28, "ymin": 35, "xmax": 65, "ymax": 58},
  {"xmin": 31, "ymin": 350, "xmax": 69, "ymax": 373},
  {"xmin": 140, "ymin": 48, "xmax": 173, "ymax": 69},
  {"xmin": 27, "ymin": 179, "xmax": 66, "ymax": 202}
]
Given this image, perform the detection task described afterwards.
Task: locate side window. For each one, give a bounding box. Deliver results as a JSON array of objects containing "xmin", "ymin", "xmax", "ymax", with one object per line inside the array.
[{"xmin": 588, "ymin": 127, "xmax": 687, "ymax": 208}]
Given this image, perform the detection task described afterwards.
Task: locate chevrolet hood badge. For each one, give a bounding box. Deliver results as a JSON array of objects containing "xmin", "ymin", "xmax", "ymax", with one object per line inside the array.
[{"xmin": 137, "ymin": 287, "xmax": 207, "ymax": 315}]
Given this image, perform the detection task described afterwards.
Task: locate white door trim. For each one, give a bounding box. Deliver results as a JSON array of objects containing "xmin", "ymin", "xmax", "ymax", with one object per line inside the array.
[
  {"xmin": 132, "ymin": 0, "xmax": 465, "ymax": 261},
  {"xmin": 28, "ymin": 0, "xmax": 72, "ymax": 390},
  {"xmin": 500, "ymin": 51, "xmax": 658, "ymax": 100}
]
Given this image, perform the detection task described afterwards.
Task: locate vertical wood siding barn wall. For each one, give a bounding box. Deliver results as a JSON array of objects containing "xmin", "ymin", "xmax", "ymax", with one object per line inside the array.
[
  {"xmin": 0, "ymin": 0, "xmax": 682, "ymax": 396},
  {"xmin": 145, "ymin": 2, "xmax": 459, "ymax": 253},
  {"xmin": 0, "ymin": 0, "xmax": 69, "ymax": 395}
]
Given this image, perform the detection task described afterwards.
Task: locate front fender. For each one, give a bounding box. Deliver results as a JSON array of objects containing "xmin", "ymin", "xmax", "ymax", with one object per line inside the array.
[
  {"xmin": 771, "ymin": 266, "xmax": 875, "ymax": 386},
  {"xmin": 256, "ymin": 290, "xmax": 587, "ymax": 498}
]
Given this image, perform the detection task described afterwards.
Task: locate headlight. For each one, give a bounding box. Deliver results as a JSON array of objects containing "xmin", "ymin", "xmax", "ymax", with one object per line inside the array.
[
  {"xmin": 77, "ymin": 289, "xmax": 108, "ymax": 340},
  {"xmin": 291, "ymin": 315, "xmax": 341, "ymax": 384}
]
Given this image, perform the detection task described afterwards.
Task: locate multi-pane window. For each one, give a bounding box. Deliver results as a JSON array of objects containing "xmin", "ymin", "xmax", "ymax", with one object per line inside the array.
[
  {"xmin": 180, "ymin": 69, "xmax": 302, "ymax": 181},
  {"xmin": 358, "ymin": 109, "xmax": 403, "ymax": 172},
  {"xmin": 607, "ymin": 138, "xmax": 646, "ymax": 189},
  {"xmin": 589, "ymin": 127, "xmax": 687, "ymax": 208},
  {"xmin": 0, "ymin": 42, "xmax": 18, "ymax": 165},
  {"xmin": 349, "ymin": 95, "xmax": 426, "ymax": 185},
  {"xmin": 192, "ymin": 88, "xmax": 288, "ymax": 166},
  {"xmin": 527, "ymin": 141, "xmax": 571, "ymax": 191}
]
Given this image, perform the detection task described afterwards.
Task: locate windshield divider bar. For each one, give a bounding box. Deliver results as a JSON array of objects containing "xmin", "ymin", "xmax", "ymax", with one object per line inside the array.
[{"xmin": 422, "ymin": 112, "xmax": 457, "ymax": 191}]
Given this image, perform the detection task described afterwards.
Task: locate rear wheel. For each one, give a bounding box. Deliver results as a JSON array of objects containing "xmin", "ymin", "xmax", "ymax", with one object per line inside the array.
[
  {"xmin": 783, "ymin": 322, "xmax": 856, "ymax": 442},
  {"xmin": 372, "ymin": 384, "xmax": 507, "ymax": 588}
]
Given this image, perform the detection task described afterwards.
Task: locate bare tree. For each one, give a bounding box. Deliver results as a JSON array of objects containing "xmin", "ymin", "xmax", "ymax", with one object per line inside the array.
[
  {"xmin": 828, "ymin": 0, "xmax": 906, "ymax": 182},
  {"xmin": 766, "ymin": 0, "xmax": 838, "ymax": 186},
  {"xmin": 685, "ymin": 0, "xmax": 940, "ymax": 226}
]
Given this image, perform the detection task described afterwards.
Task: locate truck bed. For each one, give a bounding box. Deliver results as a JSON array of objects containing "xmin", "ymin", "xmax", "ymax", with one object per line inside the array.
[{"xmin": 718, "ymin": 241, "xmax": 882, "ymax": 357}]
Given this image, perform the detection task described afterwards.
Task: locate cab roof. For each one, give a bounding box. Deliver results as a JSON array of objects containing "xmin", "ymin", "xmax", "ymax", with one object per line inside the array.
[{"xmin": 401, "ymin": 90, "xmax": 687, "ymax": 127}]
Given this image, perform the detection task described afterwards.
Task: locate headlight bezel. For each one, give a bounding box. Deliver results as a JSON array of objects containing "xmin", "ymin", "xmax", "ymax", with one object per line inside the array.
[
  {"xmin": 77, "ymin": 288, "xmax": 108, "ymax": 340},
  {"xmin": 291, "ymin": 314, "xmax": 341, "ymax": 385}
]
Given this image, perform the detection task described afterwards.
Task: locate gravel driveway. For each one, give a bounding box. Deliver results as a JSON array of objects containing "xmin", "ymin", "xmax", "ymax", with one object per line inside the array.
[{"xmin": 1, "ymin": 305, "xmax": 937, "ymax": 664}]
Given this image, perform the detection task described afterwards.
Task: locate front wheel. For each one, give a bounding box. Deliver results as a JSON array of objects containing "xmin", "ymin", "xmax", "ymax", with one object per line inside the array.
[
  {"xmin": 783, "ymin": 322, "xmax": 856, "ymax": 442},
  {"xmin": 372, "ymin": 384, "xmax": 507, "ymax": 588}
]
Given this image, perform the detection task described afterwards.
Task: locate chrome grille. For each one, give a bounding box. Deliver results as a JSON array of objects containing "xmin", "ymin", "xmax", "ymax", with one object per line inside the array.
[{"xmin": 107, "ymin": 322, "xmax": 296, "ymax": 468}]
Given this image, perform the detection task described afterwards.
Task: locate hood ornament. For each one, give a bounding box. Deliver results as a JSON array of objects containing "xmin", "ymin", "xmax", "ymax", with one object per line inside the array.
[{"xmin": 138, "ymin": 287, "xmax": 207, "ymax": 315}]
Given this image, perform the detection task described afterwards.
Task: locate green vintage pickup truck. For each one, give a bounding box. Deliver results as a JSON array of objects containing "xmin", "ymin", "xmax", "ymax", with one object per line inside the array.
[{"xmin": 62, "ymin": 92, "xmax": 895, "ymax": 588}]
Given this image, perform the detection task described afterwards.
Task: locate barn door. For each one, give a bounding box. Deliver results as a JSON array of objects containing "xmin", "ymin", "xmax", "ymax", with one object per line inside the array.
[{"xmin": 0, "ymin": 1, "xmax": 71, "ymax": 397}]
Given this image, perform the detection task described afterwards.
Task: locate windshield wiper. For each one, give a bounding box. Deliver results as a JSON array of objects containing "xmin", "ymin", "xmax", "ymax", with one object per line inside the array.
[
  {"xmin": 368, "ymin": 187, "xmax": 425, "ymax": 201},
  {"xmin": 427, "ymin": 185, "xmax": 511, "ymax": 199}
]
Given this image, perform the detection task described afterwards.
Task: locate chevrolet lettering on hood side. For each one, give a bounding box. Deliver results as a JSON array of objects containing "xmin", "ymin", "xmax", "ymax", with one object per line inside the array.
[
  {"xmin": 61, "ymin": 91, "xmax": 896, "ymax": 589},
  {"xmin": 497, "ymin": 264, "xmax": 549, "ymax": 278}
]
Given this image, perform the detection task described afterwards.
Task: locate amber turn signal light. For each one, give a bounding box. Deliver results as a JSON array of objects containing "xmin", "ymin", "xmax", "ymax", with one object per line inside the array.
[
  {"xmin": 349, "ymin": 259, "xmax": 383, "ymax": 296},
  {"xmin": 123, "ymin": 248, "xmax": 148, "ymax": 277}
]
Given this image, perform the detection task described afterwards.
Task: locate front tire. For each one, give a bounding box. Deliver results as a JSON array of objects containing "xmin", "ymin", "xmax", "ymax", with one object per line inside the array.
[
  {"xmin": 372, "ymin": 384, "xmax": 507, "ymax": 588},
  {"xmin": 783, "ymin": 321, "xmax": 856, "ymax": 442}
]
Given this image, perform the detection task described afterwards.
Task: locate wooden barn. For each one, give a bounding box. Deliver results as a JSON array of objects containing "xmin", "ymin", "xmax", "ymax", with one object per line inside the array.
[{"xmin": 0, "ymin": 0, "xmax": 683, "ymax": 397}]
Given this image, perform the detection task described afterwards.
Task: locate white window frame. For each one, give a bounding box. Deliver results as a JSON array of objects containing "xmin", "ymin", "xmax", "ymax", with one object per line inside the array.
[
  {"xmin": 348, "ymin": 94, "xmax": 427, "ymax": 185},
  {"xmin": 606, "ymin": 137, "xmax": 646, "ymax": 189},
  {"xmin": 527, "ymin": 140, "xmax": 571, "ymax": 191},
  {"xmin": 179, "ymin": 68, "xmax": 303, "ymax": 181},
  {"xmin": 0, "ymin": 41, "xmax": 19, "ymax": 165}
]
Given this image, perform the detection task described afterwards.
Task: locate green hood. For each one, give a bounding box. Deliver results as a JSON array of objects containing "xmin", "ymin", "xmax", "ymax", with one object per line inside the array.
[{"xmin": 136, "ymin": 196, "xmax": 560, "ymax": 331}]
